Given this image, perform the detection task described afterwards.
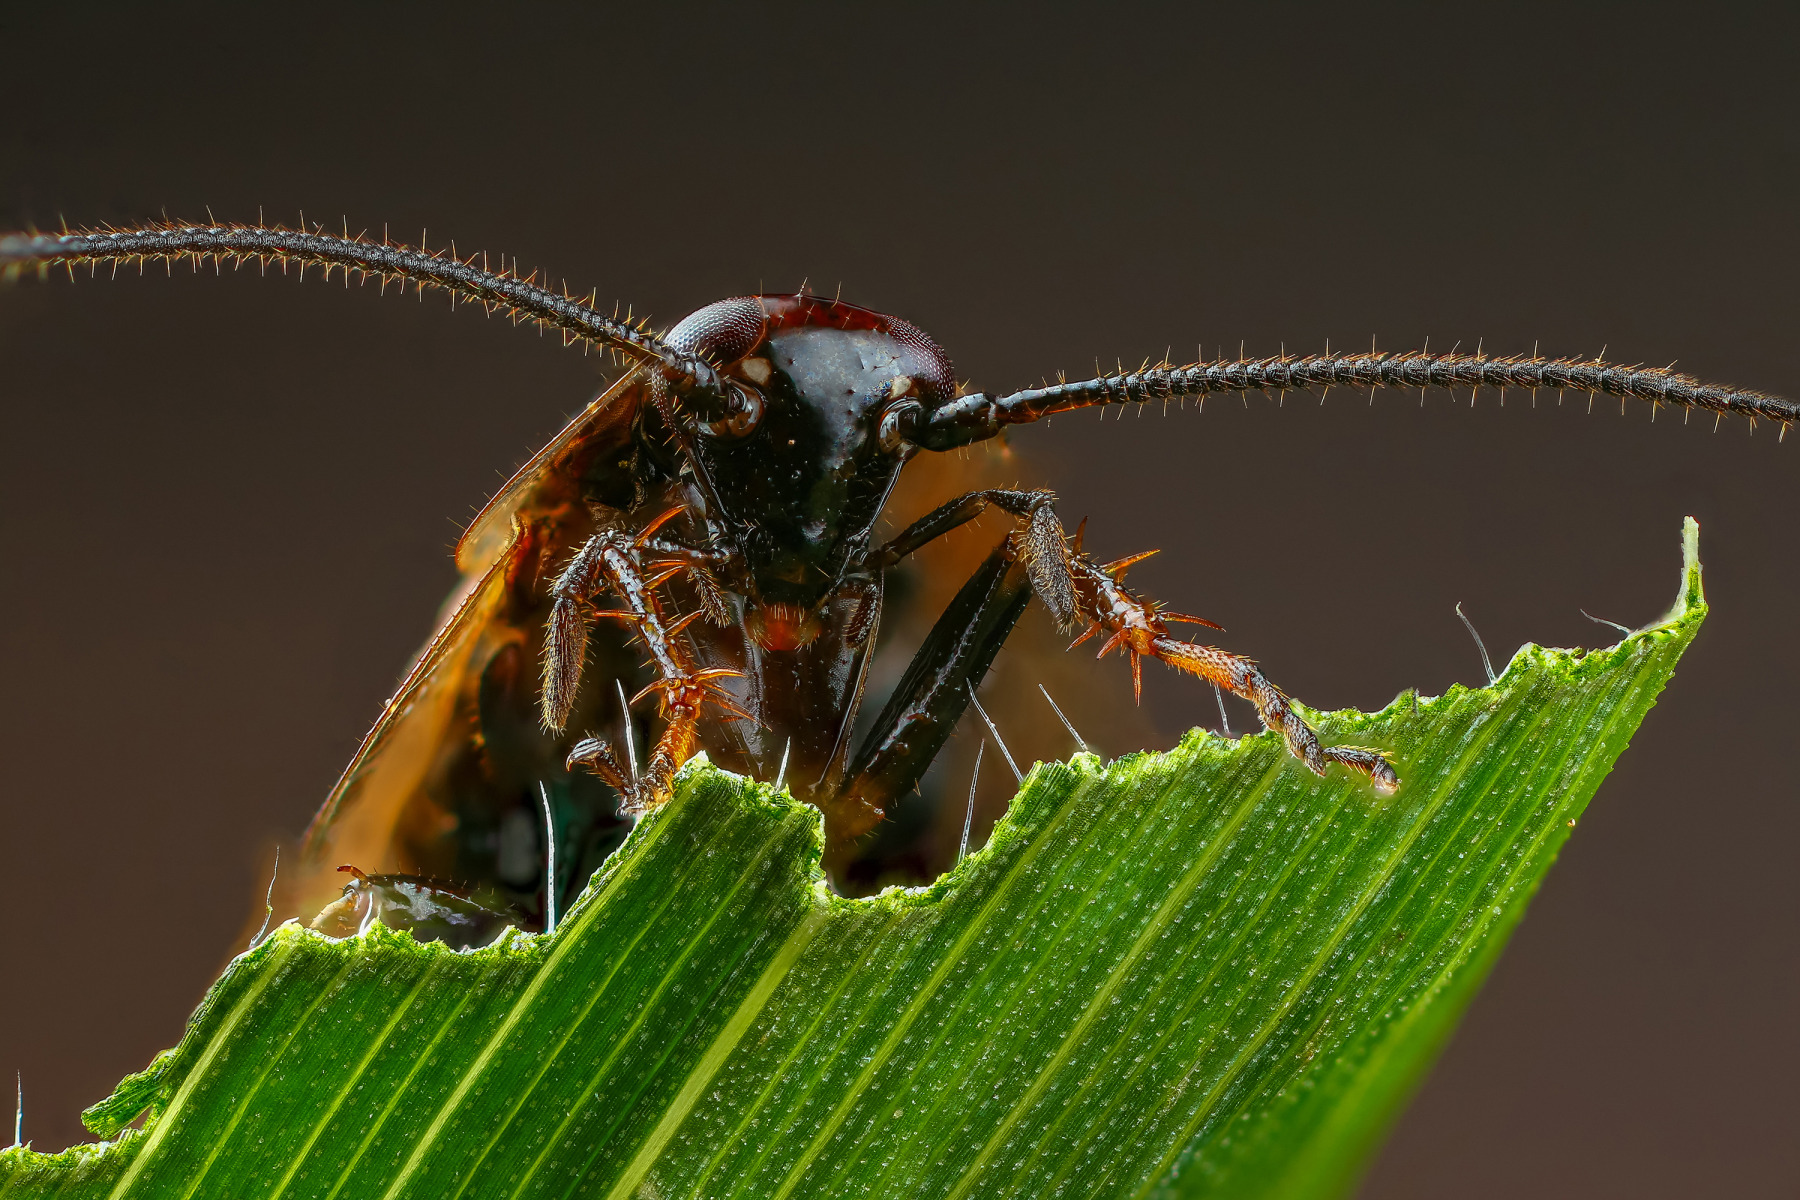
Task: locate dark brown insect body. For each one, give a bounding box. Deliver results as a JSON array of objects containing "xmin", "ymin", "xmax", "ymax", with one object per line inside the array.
[{"xmin": 4, "ymin": 221, "xmax": 1793, "ymax": 937}]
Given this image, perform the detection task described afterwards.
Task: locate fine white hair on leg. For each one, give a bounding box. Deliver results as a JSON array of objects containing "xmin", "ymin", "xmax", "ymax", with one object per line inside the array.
[
  {"xmin": 959, "ymin": 742, "xmax": 984, "ymax": 864},
  {"xmin": 1038, "ymin": 684, "xmax": 1090, "ymax": 755},
  {"xmin": 539, "ymin": 783, "xmax": 558, "ymax": 935},
  {"xmin": 249, "ymin": 846, "xmax": 280, "ymax": 950},
  {"xmin": 616, "ymin": 679, "xmax": 640, "ymax": 780},
  {"xmin": 969, "ymin": 689, "xmax": 1022, "ymax": 783},
  {"xmin": 1455, "ymin": 602, "xmax": 1498, "ymax": 686},
  {"xmin": 1581, "ymin": 608, "xmax": 1634, "ymax": 636}
]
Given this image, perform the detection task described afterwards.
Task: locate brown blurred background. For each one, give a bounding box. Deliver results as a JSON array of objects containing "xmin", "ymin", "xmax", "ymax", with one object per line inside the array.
[{"xmin": 1, "ymin": 3, "xmax": 1795, "ymax": 1194}]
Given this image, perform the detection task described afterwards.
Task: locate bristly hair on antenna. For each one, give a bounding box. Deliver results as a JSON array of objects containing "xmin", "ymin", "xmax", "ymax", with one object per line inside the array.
[
  {"xmin": 915, "ymin": 348, "xmax": 1798, "ymax": 450},
  {"xmin": 0, "ymin": 220, "xmax": 722, "ymax": 395}
]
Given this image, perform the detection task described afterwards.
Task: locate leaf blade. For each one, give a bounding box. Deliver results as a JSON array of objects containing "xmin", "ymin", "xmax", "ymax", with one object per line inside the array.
[{"xmin": 0, "ymin": 520, "xmax": 1705, "ymax": 1200}]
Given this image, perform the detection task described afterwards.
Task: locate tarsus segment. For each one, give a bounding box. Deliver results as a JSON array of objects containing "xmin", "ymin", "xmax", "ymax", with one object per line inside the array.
[
  {"xmin": 1150, "ymin": 637, "xmax": 1398, "ymax": 791},
  {"xmin": 1061, "ymin": 545, "xmax": 1400, "ymax": 792},
  {"xmin": 921, "ymin": 351, "xmax": 1798, "ymax": 447},
  {"xmin": 0, "ymin": 221, "xmax": 722, "ymax": 393},
  {"xmin": 1045, "ymin": 538, "xmax": 1398, "ymax": 791}
]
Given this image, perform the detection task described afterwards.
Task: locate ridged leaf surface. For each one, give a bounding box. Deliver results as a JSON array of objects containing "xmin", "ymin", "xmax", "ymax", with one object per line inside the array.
[{"xmin": 0, "ymin": 522, "xmax": 1705, "ymax": 1200}]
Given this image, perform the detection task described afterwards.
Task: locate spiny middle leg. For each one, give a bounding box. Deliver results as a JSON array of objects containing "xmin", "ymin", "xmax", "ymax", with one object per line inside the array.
[{"xmin": 1018, "ymin": 515, "xmax": 1399, "ymax": 792}]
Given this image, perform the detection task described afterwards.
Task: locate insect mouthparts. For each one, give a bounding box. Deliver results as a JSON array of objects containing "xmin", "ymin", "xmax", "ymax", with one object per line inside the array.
[{"xmin": 746, "ymin": 602, "xmax": 824, "ymax": 651}]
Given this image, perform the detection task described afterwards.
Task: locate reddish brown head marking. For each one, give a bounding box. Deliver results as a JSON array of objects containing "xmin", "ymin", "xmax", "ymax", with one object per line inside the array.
[{"xmin": 668, "ymin": 294, "xmax": 957, "ymax": 406}]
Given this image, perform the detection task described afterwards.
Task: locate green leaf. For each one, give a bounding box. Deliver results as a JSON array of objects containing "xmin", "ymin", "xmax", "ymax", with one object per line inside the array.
[{"xmin": 0, "ymin": 520, "xmax": 1705, "ymax": 1200}]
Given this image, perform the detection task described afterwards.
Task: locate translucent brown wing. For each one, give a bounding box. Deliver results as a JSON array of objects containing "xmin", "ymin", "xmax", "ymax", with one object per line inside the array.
[
  {"xmin": 286, "ymin": 370, "xmax": 649, "ymax": 919},
  {"xmin": 295, "ymin": 552, "xmax": 511, "ymax": 871},
  {"xmin": 456, "ymin": 366, "xmax": 649, "ymax": 573}
]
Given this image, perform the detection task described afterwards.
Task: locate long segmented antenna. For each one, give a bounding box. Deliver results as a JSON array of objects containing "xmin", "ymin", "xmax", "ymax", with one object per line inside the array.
[
  {"xmin": 919, "ymin": 350, "xmax": 1798, "ymax": 448},
  {"xmin": 0, "ymin": 221, "xmax": 722, "ymax": 395}
]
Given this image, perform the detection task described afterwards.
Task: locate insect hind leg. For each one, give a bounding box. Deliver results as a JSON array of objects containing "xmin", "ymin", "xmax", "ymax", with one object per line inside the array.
[{"xmin": 831, "ymin": 543, "xmax": 1034, "ymax": 844}]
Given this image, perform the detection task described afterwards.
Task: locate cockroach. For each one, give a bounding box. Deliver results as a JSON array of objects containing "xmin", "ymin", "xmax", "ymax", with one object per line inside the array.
[{"xmin": 4, "ymin": 221, "xmax": 1794, "ymax": 942}]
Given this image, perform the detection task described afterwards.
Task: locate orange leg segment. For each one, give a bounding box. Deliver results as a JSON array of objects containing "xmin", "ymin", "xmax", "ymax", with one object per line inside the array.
[
  {"xmin": 877, "ymin": 487, "xmax": 1398, "ymax": 792},
  {"xmin": 1046, "ymin": 531, "xmax": 1398, "ymax": 793}
]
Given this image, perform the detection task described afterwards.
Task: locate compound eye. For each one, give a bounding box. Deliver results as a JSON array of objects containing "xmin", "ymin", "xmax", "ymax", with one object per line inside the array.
[{"xmin": 704, "ymin": 379, "xmax": 765, "ymax": 439}]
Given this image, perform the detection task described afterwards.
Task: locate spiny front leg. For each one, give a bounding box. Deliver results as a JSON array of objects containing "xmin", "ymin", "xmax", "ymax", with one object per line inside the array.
[
  {"xmin": 542, "ymin": 505, "xmax": 714, "ymax": 730},
  {"xmin": 1042, "ymin": 526, "xmax": 1398, "ymax": 793},
  {"xmin": 546, "ymin": 510, "xmax": 747, "ymax": 812}
]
